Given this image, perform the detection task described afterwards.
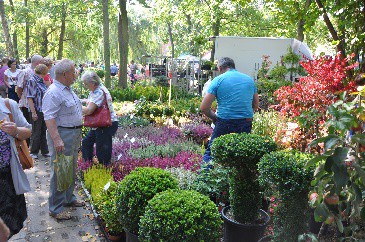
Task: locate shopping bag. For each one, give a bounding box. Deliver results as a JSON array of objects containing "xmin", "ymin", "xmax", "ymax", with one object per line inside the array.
[{"xmin": 53, "ymin": 153, "xmax": 74, "ymax": 192}]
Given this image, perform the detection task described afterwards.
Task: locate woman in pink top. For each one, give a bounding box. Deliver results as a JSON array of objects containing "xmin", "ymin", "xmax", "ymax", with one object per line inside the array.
[
  {"xmin": 0, "ymin": 57, "xmax": 10, "ymax": 98},
  {"xmin": 42, "ymin": 57, "xmax": 54, "ymax": 87}
]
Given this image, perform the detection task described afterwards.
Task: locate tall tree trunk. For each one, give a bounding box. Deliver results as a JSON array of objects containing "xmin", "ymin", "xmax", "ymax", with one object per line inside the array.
[
  {"xmin": 0, "ymin": 0, "xmax": 14, "ymax": 57},
  {"xmin": 210, "ymin": 18, "xmax": 220, "ymax": 62},
  {"xmin": 25, "ymin": 0, "xmax": 29, "ymax": 59},
  {"xmin": 296, "ymin": 19, "xmax": 305, "ymax": 41},
  {"xmin": 167, "ymin": 22, "xmax": 174, "ymax": 59},
  {"xmin": 118, "ymin": 0, "xmax": 128, "ymax": 89},
  {"xmin": 314, "ymin": 0, "xmax": 346, "ymax": 59},
  {"xmin": 40, "ymin": 28, "xmax": 48, "ymax": 56},
  {"xmin": 57, "ymin": 3, "xmax": 66, "ymax": 60},
  {"xmin": 9, "ymin": 0, "xmax": 18, "ymax": 60},
  {"xmin": 102, "ymin": 0, "xmax": 111, "ymax": 88}
]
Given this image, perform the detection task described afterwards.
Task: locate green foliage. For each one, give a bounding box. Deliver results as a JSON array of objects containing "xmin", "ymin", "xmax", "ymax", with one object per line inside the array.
[
  {"xmin": 307, "ymin": 93, "xmax": 365, "ymax": 235},
  {"xmin": 139, "ymin": 189, "xmax": 222, "ymax": 242},
  {"xmin": 211, "ymin": 133, "xmax": 277, "ymax": 169},
  {"xmin": 165, "ymin": 167, "xmax": 198, "ymax": 190},
  {"xmin": 83, "ymin": 165, "xmax": 113, "ymax": 203},
  {"xmin": 129, "ymin": 140, "xmax": 201, "ymax": 159},
  {"xmin": 115, "ymin": 167, "xmax": 179, "ymax": 235},
  {"xmin": 93, "ymin": 182, "xmax": 123, "ymax": 234},
  {"xmin": 258, "ymin": 150, "xmax": 313, "ymax": 197},
  {"xmin": 170, "ymin": 96, "xmax": 203, "ymax": 115},
  {"xmin": 256, "ymin": 78, "xmax": 292, "ymax": 96},
  {"xmin": 211, "ymin": 133, "xmax": 277, "ymax": 223},
  {"xmin": 117, "ymin": 115, "xmax": 150, "ymax": 128},
  {"xmin": 269, "ymin": 65, "xmax": 288, "ymax": 82},
  {"xmin": 258, "ymin": 150, "xmax": 314, "ymax": 241},
  {"xmin": 252, "ymin": 110, "xmax": 287, "ymax": 140},
  {"xmin": 192, "ymin": 160, "xmax": 230, "ymax": 204},
  {"xmin": 134, "ymin": 97, "xmax": 175, "ymax": 122}
]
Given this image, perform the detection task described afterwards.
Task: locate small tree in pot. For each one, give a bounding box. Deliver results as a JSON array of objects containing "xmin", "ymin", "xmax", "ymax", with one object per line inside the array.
[
  {"xmin": 211, "ymin": 133, "xmax": 277, "ymax": 241},
  {"xmin": 139, "ymin": 189, "xmax": 222, "ymax": 241},
  {"xmin": 115, "ymin": 167, "xmax": 179, "ymax": 239},
  {"xmin": 258, "ymin": 150, "xmax": 314, "ymax": 242}
]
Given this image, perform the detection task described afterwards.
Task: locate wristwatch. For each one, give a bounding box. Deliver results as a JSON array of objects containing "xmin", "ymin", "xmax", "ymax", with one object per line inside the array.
[{"xmin": 14, "ymin": 128, "xmax": 20, "ymax": 139}]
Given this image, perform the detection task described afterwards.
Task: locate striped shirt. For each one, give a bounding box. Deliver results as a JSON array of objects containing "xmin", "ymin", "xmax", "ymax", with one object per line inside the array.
[
  {"xmin": 17, "ymin": 67, "xmax": 34, "ymax": 108},
  {"xmin": 26, "ymin": 74, "xmax": 48, "ymax": 112},
  {"xmin": 42, "ymin": 80, "xmax": 83, "ymax": 127}
]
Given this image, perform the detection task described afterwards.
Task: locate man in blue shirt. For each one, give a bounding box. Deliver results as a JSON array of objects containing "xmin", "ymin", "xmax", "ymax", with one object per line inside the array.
[
  {"xmin": 200, "ymin": 57, "xmax": 259, "ymax": 162},
  {"xmin": 110, "ymin": 63, "xmax": 118, "ymax": 76}
]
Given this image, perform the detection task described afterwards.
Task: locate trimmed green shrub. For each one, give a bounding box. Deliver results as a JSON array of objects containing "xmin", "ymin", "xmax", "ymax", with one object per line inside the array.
[
  {"xmin": 211, "ymin": 133, "xmax": 277, "ymax": 223},
  {"xmin": 115, "ymin": 167, "xmax": 179, "ymax": 235},
  {"xmin": 139, "ymin": 189, "xmax": 222, "ymax": 242},
  {"xmin": 94, "ymin": 181, "xmax": 123, "ymax": 235},
  {"xmin": 258, "ymin": 150, "xmax": 313, "ymax": 242}
]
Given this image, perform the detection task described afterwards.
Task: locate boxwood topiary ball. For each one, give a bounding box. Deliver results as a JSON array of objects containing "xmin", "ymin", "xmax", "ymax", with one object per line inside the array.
[
  {"xmin": 211, "ymin": 133, "xmax": 277, "ymax": 170},
  {"xmin": 139, "ymin": 189, "xmax": 222, "ymax": 242},
  {"xmin": 115, "ymin": 167, "xmax": 179, "ymax": 235}
]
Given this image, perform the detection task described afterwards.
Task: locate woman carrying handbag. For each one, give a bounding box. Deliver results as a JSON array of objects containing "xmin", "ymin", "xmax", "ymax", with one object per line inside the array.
[
  {"xmin": 81, "ymin": 70, "xmax": 118, "ymax": 166},
  {"xmin": 0, "ymin": 97, "xmax": 32, "ymax": 240}
]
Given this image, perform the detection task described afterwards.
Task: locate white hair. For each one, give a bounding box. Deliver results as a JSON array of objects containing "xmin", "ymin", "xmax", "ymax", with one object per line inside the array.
[
  {"xmin": 81, "ymin": 70, "xmax": 101, "ymax": 86},
  {"xmin": 31, "ymin": 54, "xmax": 43, "ymax": 66},
  {"xmin": 54, "ymin": 59, "xmax": 75, "ymax": 77}
]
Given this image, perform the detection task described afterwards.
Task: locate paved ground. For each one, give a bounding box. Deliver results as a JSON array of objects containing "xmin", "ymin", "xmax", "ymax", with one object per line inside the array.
[{"xmin": 9, "ymin": 155, "xmax": 107, "ymax": 242}]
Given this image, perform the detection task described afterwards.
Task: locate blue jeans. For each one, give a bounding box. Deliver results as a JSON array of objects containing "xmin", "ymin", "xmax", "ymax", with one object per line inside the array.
[
  {"xmin": 82, "ymin": 121, "xmax": 119, "ymax": 165},
  {"xmin": 202, "ymin": 118, "xmax": 252, "ymax": 162}
]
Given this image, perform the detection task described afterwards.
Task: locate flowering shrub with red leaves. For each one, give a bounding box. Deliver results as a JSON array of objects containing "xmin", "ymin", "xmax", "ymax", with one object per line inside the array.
[{"xmin": 274, "ymin": 53, "xmax": 358, "ymax": 120}]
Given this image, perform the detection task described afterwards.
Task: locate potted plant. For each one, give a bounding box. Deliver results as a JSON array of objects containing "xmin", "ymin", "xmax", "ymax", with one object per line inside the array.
[
  {"xmin": 306, "ymin": 92, "xmax": 365, "ymax": 240},
  {"xmin": 115, "ymin": 167, "xmax": 179, "ymax": 241},
  {"xmin": 257, "ymin": 150, "xmax": 314, "ymax": 241},
  {"xmin": 94, "ymin": 181, "xmax": 125, "ymax": 241},
  {"xmin": 139, "ymin": 189, "xmax": 222, "ymax": 241},
  {"xmin": 211, "ymin": 133, "xmax": 277, "ymax": 242}
]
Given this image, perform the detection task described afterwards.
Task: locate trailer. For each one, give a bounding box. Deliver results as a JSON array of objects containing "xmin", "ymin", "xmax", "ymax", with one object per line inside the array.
[{"xmin": 212, "ymin": 36, "xmax": 313, "ymax": 80}]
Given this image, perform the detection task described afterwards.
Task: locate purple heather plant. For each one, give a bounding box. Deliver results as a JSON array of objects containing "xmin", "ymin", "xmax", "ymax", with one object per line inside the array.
[
  {"xmin": 181, "ymin": 122, "xmax": 212, "ymax": 143},
  {"xmin": 111, "ymin": 151, "xmax": 201, "ymax": 181}
]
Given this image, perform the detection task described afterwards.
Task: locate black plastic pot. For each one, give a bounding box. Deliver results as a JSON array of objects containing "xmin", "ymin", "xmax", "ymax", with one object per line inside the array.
[
  {"xmin": 258, "ymin": 235, "xmax": 272, "ymax": 242},
  {"xmin": 221, "ymin": 206, "xmax": 270, "ymax": 242},
  {"xmin": 124, "ymin": 229, "xmax": 139, "ymax": 242}
]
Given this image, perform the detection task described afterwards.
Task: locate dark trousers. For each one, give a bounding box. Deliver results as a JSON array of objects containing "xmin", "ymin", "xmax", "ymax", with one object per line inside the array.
[
  {"xmin": 30, "ymin": 111, "xmax": 49, "ymax": 155},
  {"xmin": 82, "ymin": 121, "xmax": 119, "ymax": 165},
  {"xmin": 8, "ymin": 85, "xmax": 19, "ymax": 103},
  {"xmin": 202, "ymin": 118, "xmax": 252, "ymax": 162},
  {"xmin": 20, "ymin": 107, "xmax": 31, "ymax": 146}
]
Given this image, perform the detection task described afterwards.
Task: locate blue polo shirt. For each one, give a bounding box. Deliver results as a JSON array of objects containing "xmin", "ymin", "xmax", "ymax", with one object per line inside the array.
[{"xmin": 207, "ymin": 69, "xmax": 257, "ymax": 119}]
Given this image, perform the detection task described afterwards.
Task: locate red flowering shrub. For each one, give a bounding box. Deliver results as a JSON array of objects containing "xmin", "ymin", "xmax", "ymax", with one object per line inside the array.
[{"xmin": 274, "ymin": 53, "xmax": 358, "ymax": 121}]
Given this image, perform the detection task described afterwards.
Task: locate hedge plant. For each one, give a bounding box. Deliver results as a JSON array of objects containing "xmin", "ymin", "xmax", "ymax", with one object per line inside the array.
[
  {"xmin": 93, "ymin": 181, "xmax": 123, "ymax": 235},
  {"xmin": 115, "ymin": 167, "xmax": 179, "ymax": 235},
  {"xmin": 258, "ymin": 150, "xmax": 313, "ymax": 242},
  {"xmin": 139, "ymin": 189, "xmax": 222, "ymax": 242},
  {"xmin": 211, "ymin": 133, "xmax": 277, "ymax": 223},
  {"xmin": 83, "ymin": 164, "xmax": 113, "ymax": 203}
]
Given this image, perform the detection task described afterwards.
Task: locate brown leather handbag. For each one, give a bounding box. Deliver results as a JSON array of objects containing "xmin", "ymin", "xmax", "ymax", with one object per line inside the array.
[
  {"xmin": 5, "ymin": 99, "xmax": 34, "ymax": 170},
  {"xmin": 84, "ymin": 92, "xmax": 112, "ymax": 128}
]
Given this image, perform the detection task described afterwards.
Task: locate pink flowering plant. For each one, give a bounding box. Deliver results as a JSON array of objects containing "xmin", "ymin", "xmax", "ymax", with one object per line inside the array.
[{"xmin": 181, "ymin": 122, "xmax": 213, "ymax": 144}]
